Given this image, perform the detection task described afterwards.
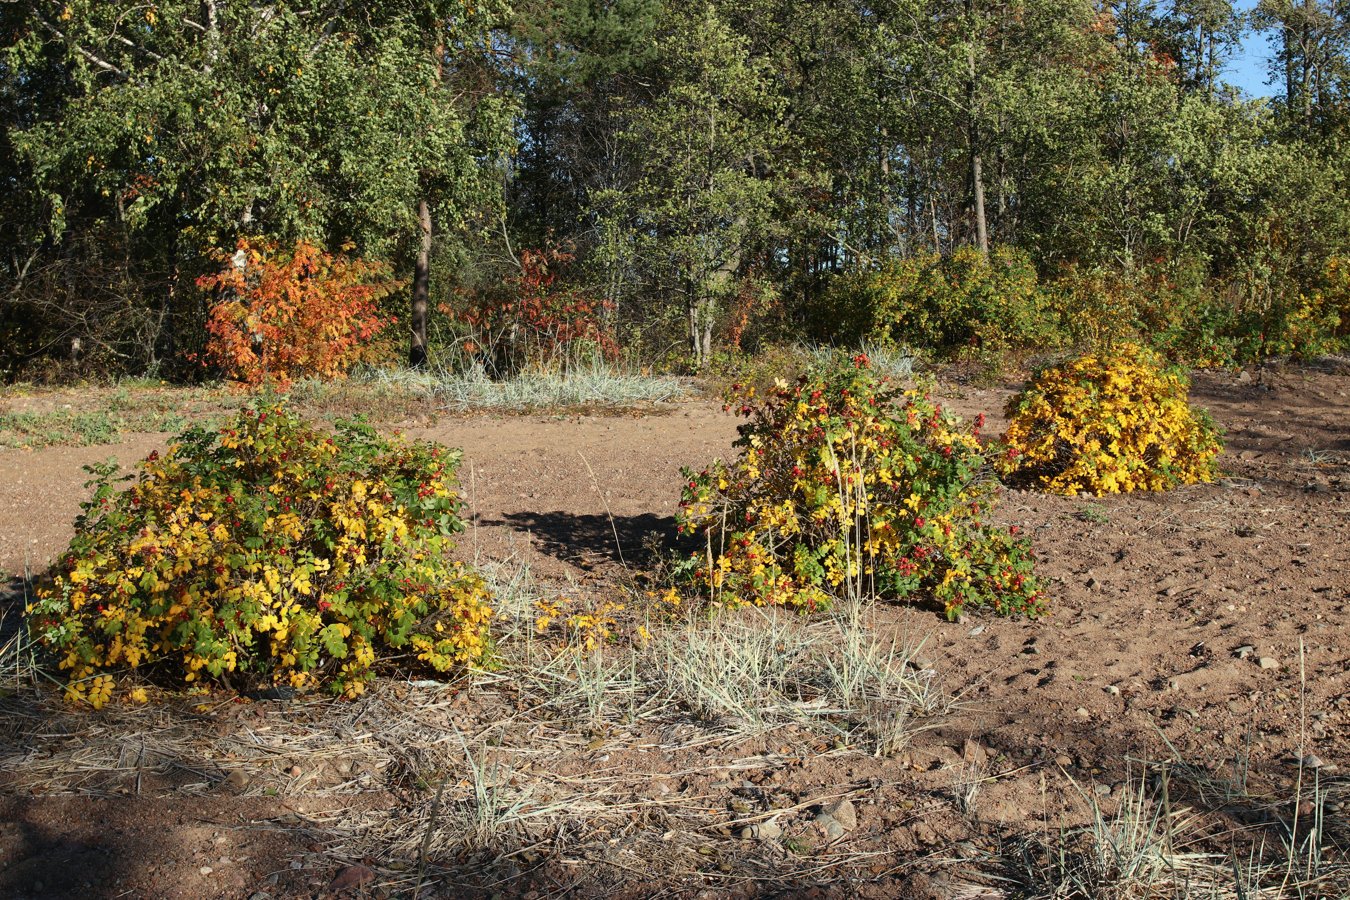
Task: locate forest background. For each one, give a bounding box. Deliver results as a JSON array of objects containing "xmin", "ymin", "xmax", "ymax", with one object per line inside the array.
[{"xmin": 3, "ymin": 0, "xmax": 1350, "ymax": 382}]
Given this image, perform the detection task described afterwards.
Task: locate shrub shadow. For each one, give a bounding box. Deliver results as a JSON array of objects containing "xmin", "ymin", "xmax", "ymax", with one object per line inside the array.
[{"xmin": 481, "ymin": 510, "xmax": 681, "ymax": 569}]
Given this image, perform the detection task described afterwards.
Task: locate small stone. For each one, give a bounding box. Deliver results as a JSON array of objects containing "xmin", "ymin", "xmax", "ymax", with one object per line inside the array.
[
  {"xmin": 1075, "ymin": 707, "xmax": 1090, "ymax": 718},
  {"xmin": 968, "ymin": 624, "xmax": 986, "ymax": 637},
  {"xmin": 911, "ymin": 821, "xmax": 939, "ymax": 845},
  {"xmin": 221, "ymin": 769, "xmax": 250, "ymax": 793},
  {"xmin": 199, "ymin": 866, "xmax": 214, "ymax": 876},
  {"xmin": 330, "ymin": 864, "xmax": 376, "ymax": 892},
  {"xmin": 286, "ymin": 765, "xmax": 302, "ymax": 777},
  {"xmin": 1094, "ymin": 783, "xmax": 1112, "ymax": 797},
  {"xmin": 820, "ymin": 798, "xmax": 857, "ymax": 831},
  {"xmin": 1055, "ymin": 755, "xmax": 1073, "ymax": 767},
  {"xmin": 740, "ymin": 821, "xmax": 782, "ymax": 841},
  {"xmin": 816, "ymin": 815, "xmax": 846, "ymax": 841},
  {"xmin": 1234, "ymin": 645, "xmax": 1255, "ymax": 659},
  {"xmin": 1301, "ymin": 754, "xmax": 1326, "ymax": 770},
  {"xmin": 1258, "ymin": 657, "xmax": 1280, "ymax": 670},
  {"xmin": 1105, "ymin": 685, "xmax": 1120, "ymax": 696}
]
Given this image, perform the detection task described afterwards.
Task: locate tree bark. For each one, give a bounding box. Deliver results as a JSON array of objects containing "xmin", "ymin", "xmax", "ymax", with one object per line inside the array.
[
  {"xmin": 972, "ymin": 150, "xmax": 988, "ymax": 255},
  {"xmin": 410, "ymin": 198, "xmax": 432, "ymax": 369},
  {"xmin": 966, "ymin": 4, "xmax": 988, "ymax": 257},
  {"xmin": 687, "ymin": 291, "xmax": 701, "ymax": 364},
  {"xmin": 201, "ymin": 1, "xmax": 219, "ymax": 73}
]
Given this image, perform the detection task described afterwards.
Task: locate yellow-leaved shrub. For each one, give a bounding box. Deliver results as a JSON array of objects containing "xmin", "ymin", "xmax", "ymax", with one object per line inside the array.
[
  {"xmin": 26, "ymin": 402, "xmax": 492, "ymax": 704},
  {"xmin": 999, "ymin": 343, "xmax": 1222, "ymax": 496},
  {"xmin": 678, "ymin": 356, "xmax": 1045, "ymax": 620}
]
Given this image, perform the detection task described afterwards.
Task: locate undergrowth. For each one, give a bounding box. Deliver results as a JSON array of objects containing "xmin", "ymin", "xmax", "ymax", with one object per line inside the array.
[
  {"xmin": 25, "ymin": 401, "xmax": 493, "ymax": 703},
  {"xmin": 677, "ymin": 355, "xmax": 1044, "ymax": 619},
  {"xmin": 1000, "ymin": 343, "xmax": 1223, "ymax": 496}
]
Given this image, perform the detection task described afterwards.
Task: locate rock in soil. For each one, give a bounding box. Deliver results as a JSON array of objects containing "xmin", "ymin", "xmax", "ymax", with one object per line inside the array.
[{"xmin": 820, "ymin": 798, "xmax": 858, "ymax": 831}]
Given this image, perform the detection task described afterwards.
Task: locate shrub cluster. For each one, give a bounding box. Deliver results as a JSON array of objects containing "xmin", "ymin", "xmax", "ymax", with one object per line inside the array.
[
  {"xmin": 816, "ymin": 246, "xmax": 1061, "ymax": 356},
  {"xmin": 444, "ymin": 245, "xmax": 618, "ymax": 375},
  {"xmin": 999, "ymin": 343, "xmax": 1223, "ymax": 496},
  {"xmin": 676, "ymin": 356, "xmax": 1045, "ymax": 620},
  {"xmin": 26, "ymin": 402, "xmax": 492, "ymax": 704},
  {"xmin": 1050, "ymin": 262, "xmax": 1347, "ymax": 367},
  {"xmin": 198, "ymin": 239, "xmax": 400, "ymax": 386},
  {"xmin": 813, "ymin": 251, "xmax": 1349, "ymax": 370}
]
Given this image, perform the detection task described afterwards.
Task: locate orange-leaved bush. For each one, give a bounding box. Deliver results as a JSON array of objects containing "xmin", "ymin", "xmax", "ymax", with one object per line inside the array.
[
  {"xmin": 444, "ymin": 245, "xmax": 617, "ymax": 374},
  {"xmin": 198, "ymin": 239, "xmax": 400, "ymax": 386}
]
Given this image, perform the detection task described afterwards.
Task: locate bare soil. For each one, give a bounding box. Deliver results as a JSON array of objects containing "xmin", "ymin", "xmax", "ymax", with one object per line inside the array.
[{"xmin": 1, "ymin": 363, "xmax": 1348, "ymax": 898}]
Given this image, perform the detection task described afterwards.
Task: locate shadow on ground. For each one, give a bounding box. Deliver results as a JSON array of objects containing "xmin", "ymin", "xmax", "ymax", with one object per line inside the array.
[
  {"xmin": 483, "ymin": 510, "xmax": 681, "ymax": 569},
  {"xmin": 1, "ymin": 577, "xmax": 29, "ymax": 642}
]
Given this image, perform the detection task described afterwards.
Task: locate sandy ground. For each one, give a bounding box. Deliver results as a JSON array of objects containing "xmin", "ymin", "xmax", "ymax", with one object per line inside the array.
[{"xmin": 1, "ymin": 362, "xmax": 1348, "ymax": 898}]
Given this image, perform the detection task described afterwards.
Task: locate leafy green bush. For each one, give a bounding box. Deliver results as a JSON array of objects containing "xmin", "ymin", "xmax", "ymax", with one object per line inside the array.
[
  {"xmin": 1319, "ymin": 256, "xmax": 1350, "ymax": 344},
  {"xmin": 676, "ymin": 356, "xmax": 1045, "ymax": 620},
  {"xmin": 27, "ymin": 402, "xmax": 493, "ymax": 704},
  {"xmin": 814, "ymin": 246, "xmax": 1062, "ymax": 356},
  {"xmin": 1249, "ymin": 295, "xmax": 1342, "ymax": 361},
  {"xmin": 1048, "ymin": 262, "xmax": 1346, "ymax": 367}
]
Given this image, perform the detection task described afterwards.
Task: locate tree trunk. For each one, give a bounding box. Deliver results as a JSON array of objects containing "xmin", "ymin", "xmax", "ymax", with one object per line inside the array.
[
  {"xmin": 966, "ymin": 6, "xmax": 988, "ymax": 257},
  {"xmin": 1284, "ymin": 26, "xmax": 1297, "ymax": 118},
  {"xmin": 701, "ymin": 304, "xmax": 714, "ymax": 363},
  {"xmin": 201, "ymin": 1, "xmax": 219, "ymax": 72},
  {"xmin": 972, "ymin": 151, "xmax": 988, "ymax": 255},
  {"xmin": 158, "ymin": 232, "xmax": 183, "ymax": 371},
  {"xmin": 687, "ymin": 280, "xmax": 717, "ymax": 368},
  {"xmin": 410, "ymin": 198, "xmax": 432, "ymax": 369},
  {"xmin": 930, "ymin": 192, "xmax": 941, "ymax": 253},
  {"xmin": 687, "ymin": 292, "xmax": 701, "ymax": 364}
]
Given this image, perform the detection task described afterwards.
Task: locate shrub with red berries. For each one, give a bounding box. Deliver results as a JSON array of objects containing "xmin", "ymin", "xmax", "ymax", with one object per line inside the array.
[{"xmin": 675, "ymin": 356, "xmax": 1045, "ymax": 619}]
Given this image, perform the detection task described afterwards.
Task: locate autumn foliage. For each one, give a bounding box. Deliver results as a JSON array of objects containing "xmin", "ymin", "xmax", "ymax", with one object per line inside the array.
[
  {"xmin": 677, "ymin": 357, "xmax": 1045, "ymax": 620},
  {"xmin": 198, "ymin": 240, "xmax": 400, "ymax": 386},
  {"xmin": 447, "ymin": 246, "xmax": 617, "ymax": 372},
  {"xmin": 27, "ymin": 402, "xmax": 493, "ymax": 703},
  {"xmin": 999, "ymin": 343, "xmax": 1223, "ymax": 495}
]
